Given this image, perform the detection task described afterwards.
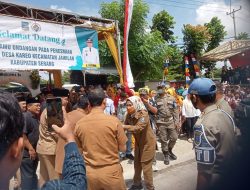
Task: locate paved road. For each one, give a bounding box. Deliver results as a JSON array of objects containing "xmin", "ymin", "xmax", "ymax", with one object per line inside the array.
[
  {"xmin": 126, "ymin": 159, "xmax": 197, "ymax": 190},
  {"xmin": 154, "ymin": 160, "xmax": 197, "ymax": 190}
]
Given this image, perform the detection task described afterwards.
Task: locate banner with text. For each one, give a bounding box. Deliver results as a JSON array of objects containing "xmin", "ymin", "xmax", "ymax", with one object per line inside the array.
[{"xmin": 0, "ymin": 15, "xmax": 100, "ymax": 70}]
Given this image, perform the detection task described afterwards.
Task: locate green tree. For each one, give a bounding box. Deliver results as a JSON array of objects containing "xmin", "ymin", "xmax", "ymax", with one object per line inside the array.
[
  {"xmin": 201, "ymin": 17, "xmax": 227, "ymax": 69},
  {"xmin": 166, "ymin": 46, "xmax": 185, "ymax": 80},
  {"xmin": 205, "ymin": 17, "xmax": 227, "ymax": 52},
  {"xmin": 99, "ymin": 0, "xmax": 184, "ymax": 81},
  {"xmin": 151, "ymin": 10, "xmax": 176, "ymax": 43},
  {"xmin": 182, "ymin": 24, "xmax": 211, "ymax": 57},
  {"xmin": 99, "ymin": 0, "xmax": 164, "ymax": 81},
  {"xmin": 236, "ymin": 32, "xmax": 249, "ymax": 40},
  {"xmin": 62, "ymin": 71, "xmax": 70, "ymax": 84}
]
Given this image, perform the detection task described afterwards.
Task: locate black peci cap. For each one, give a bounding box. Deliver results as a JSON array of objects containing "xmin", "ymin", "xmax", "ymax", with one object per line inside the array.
[
  {"xmin": 26, "ymin": 97, "xmax": 40, "ymax": 104},
  {"xmin": 52, "ymin": 88, "xmax": 69, "ymax": 97}
]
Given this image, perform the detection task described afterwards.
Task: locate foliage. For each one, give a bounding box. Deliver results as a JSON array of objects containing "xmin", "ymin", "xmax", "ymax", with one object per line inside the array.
[
  {"xmin": 211, "ymin": 67, "xmax": 222, "ymax": 79},
  {"xmin": 151, "ymin": 10, "xmax": 176, "ymax": 43},
  {"xmin": 29, "ymin": 70, "xmax": 40, "ymax": 89},
  {"xmin": 99, "ymin": 0, "xmax": 171, "ymax": 81},
  {"xmin": 182, "ymin": 24, "xmax": 211, "ymax": 57},
  {"xmin": 62, "ymin": 71, "xmax": 70, "ymax": 84},
  {"xmin": 166, "ymin": 46, "xmax": 185, "ymax": 80},
  {"xmin": 205, "ymin": 17, "xmax": 227, "ymax": 52},
  {"xmin": 99, "ymin": 0, "xmax": 207, "ymax": 82},
  {"xmin": 236, "ymin": 32, "xmax": 249, "ymax": 40},
  {"xmin": 183, "ymin": 17, "xmax": 227, "ymax": 71}
]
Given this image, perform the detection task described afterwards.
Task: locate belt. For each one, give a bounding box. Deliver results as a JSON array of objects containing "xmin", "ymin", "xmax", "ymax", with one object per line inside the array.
[{"xmin": 157, "ymin": 117, "xmax": 173, "ymax": 122}]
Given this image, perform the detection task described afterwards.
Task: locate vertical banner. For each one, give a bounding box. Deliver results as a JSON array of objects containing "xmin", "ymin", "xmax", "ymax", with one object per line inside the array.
[
  {"xmin": 191, "ymin": 54, "xmax": 200, "ymax": 78},
  {"xmin": 185, "ymin": 56, "xmax": 190, "ymax": 87},
  {"xmin": 123, "ymin": 0, "xmax": 135, "ymax": 88}
]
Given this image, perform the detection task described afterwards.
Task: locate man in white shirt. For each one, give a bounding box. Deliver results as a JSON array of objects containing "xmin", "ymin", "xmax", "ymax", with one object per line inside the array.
[
  {"xmin": 82, "ymin": 38, "xmax": 100, "ymax": 69},
  {"xmin": 182, "ymin": 94, "xmax": 200, "ymax": 142}
]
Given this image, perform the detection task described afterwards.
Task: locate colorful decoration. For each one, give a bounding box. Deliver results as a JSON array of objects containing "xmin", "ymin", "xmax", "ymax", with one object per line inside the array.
[
  {"xmin": 163, "ymin": 59, "xmax": 169, "ymax": 76},
  {"xmin": 191, "ymin": 54, "xmax": 201, "ymax": 77},
  {"xmin": 184, "ymin": 56, "xmax": 190, "ymax": 88},
  {"xmin": 123, "ymin": 0, "xmax": 135, "ymax": 88}
]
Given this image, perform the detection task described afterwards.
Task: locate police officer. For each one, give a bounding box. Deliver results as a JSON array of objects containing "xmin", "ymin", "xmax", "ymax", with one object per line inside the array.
[
  {"xmin": 82, "ymin": 38, "xmax": 100, "ymax": 68},
  {"xmin": 155, "ymin": 85, "xmax": 179, "ymax": 165},
  {"xmin": 188, "ymin": 78, "xmax": 236, "ymax": 190}
]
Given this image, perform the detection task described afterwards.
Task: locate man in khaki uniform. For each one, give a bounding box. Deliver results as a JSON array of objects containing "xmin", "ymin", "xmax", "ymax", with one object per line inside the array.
[
  {"xmin": 123, "ymin": 96, "xmax": 156, "ymax": 190},
  {"xmin": 215, "ymin": 82, "xmax": 234, "ymax": 117},
  {"xmin": 155, "ymin": 86, "xmax": 179, "ymax": 165},
  {"xmin": 55, "ymin": 96, "xmax": 90, "ymax": 174},
  {"xmin": 188, "ymin": 78, "xmax": 236, "ymax": 190},
  {"xmin": 36, "ymin": 88, "xmax": 69, "ymax": 187},
  {"xmin": 75, "ymin": 87, "xmax": 127, "ymax": 190}
]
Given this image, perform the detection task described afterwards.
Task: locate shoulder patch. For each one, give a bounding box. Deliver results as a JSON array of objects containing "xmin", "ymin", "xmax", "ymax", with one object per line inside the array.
[{"xmin": 139, "ymin": 117, "xmax": 146, "ymax": 123}]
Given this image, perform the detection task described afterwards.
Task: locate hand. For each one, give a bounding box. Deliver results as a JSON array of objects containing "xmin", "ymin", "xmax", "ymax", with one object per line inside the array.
[
  {"xmin": 29, "ymin": 149, "xmax": 37, "ymax": 160},
  {"xmin": 52, "ymin": 107, "xmax": 75, "ymax": 143},
  {"xmin": 141, "ymin": 97, "xmax": 148, "ymax": 104},
  {"xmin": 122, "ymin": 125, "xmax": 130, "ymax": 130},
  {"xmin": 175, "ymin": 123, "xmax": 181, "ymax": 130}
]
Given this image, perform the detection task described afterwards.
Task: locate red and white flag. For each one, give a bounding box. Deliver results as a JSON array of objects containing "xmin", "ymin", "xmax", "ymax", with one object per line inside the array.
[{"xmin": 123, "ymin": 0, "xmax": 135, "ymax": 88}]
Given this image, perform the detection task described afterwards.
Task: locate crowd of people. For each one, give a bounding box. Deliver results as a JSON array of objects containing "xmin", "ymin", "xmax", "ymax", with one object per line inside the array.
[
  {"xmin": 221, "ymin": 65, "xmax": 250, "ymax": 84},
  {"xmin": 0, "ymin": 78, "xmax": 250, "ymax": 190}
]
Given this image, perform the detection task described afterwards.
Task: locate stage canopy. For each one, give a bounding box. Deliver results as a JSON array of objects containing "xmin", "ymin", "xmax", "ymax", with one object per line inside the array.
[{"xmin": 201, "ymin": 40, "xmax": 250, "ymax": 61}]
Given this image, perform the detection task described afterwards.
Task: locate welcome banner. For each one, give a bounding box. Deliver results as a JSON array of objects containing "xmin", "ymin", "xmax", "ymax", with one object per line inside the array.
[{"xmin": 0, "ymin": 15, "xmax": 100, "ymax": 70}]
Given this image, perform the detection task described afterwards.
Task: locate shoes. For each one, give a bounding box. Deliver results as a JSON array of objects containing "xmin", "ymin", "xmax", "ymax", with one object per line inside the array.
[
  {"xmin": 126, "ymin": 154, "xmax": 134, "ymax": 160},
  {"xmin": 152, "ymin": 163, "xmax": 159, "ymax": 172},
  {"xmin": 128, "ymin": 184, "xmax": 143, "ymax": 190},
  {"xmin": 169, "ymin": 150, "xmax": 177, "ymax": 160},
  {"xmin": 163, "ymin": 153, "xmax": 169, "ymax": 165},
  {"xmin": 187, "ymin": 138, "xmax": 193, "ymax": 143}
]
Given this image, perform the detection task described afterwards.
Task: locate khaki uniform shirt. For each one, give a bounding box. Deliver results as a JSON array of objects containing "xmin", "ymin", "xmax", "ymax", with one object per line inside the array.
[
  {"xmin": 75, "ymin": 108, "xmax": 127, "ymax": 167},
  {"xmin": 156, "ymin": 94, "xmax": 179, "ymax": 125},
  {"xmin": 125, "ymin": 110, "xmax": 156, "ymax": 162},
  {"xmin": 55, "ymin": 109, "xmax": 87, "ymax": 173},
  {"xmin": 216, "ymin": 97, "xmax": 234, "ymax": 118},
  {"xmin": 194, "ymin": 104, "xmax": 236, "ymax": 175},
  {"xmin": 36, "ymin": 109, "xmax": 58, "ymax": 155}
]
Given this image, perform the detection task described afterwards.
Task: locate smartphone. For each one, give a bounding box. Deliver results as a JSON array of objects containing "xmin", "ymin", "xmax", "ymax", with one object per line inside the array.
[{"xmin": 46, "ymin": 98, "xmax": 64, "ymax": 131}]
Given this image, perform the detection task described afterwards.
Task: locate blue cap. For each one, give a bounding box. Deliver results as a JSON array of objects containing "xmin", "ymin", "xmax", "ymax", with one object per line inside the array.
[{"xmin": 188, "ymin": 78, "xmax": 216, "ymax": 95}]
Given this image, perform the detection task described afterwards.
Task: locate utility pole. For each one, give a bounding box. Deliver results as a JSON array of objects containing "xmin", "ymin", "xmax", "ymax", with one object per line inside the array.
[{"xmin": 227, "ymin": 5, "xmax": 242, "ymax": 39}]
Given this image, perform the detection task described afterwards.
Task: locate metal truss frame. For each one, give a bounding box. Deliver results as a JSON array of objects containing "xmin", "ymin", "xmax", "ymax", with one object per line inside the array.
[{"xmin": 201, "ymin": 40, "xmax": 250, "ymax": 61}]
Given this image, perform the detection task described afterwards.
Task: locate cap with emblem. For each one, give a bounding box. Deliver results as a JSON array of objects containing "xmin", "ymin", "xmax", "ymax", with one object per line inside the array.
[
  {"xmin": 87, "ymin": 38, "xmax": 93, "ymax": 43},
  {"xmin": 52, "ymin": 88, "xmax": 69, "ymax": 97},
  {"xmin": 138, "ymin": 88, "xmax": 148, "ymax": 95},
  {"xmin": 26, "ymin": 97, "xmax": 40, "ymax": 104},
  {"xmin": 188, "ymin": 78, "xmax": 216, "ymax": 95}
]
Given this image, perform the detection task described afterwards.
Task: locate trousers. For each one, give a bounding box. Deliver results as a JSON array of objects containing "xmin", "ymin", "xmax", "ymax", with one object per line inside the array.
[
  {"xmin": 38, "ymin": 154, "xmax": 59, "ymax": 187},
  {"xmin": 20, "ymin": 157, "xmax": 38, "ymax": 190},
  {"xmin": 86, "ymin": 163, "xmax": 126, "ymax": 190},
  {"xmin": 133, "ymin": 158, "xmax": 154, "ymax": 190},
  {"xmin": 157, "ymin": 122, "xmax": 178, "ymax": 153}
]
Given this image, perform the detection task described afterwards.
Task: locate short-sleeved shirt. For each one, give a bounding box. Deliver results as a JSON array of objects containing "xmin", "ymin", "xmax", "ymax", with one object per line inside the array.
[
  {"xmin": 23, "ymin": 111, "xmax": 40, "ymax": 158},
  {"xmin": 104, "ymin": 98, "xmax": 115, "ymax": 115},
  {"xmin": 75, "ymin": 108, "xmax": 127, "ymax": 167},
  {"xmin": 194, "ymin": 104, "xmax": 236, "ymax": 175}
]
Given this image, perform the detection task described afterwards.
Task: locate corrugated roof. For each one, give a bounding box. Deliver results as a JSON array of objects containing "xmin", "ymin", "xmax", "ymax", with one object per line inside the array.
[{"xmin": 201, "ymin": 40, "xmax": 250, "ymax": 61}]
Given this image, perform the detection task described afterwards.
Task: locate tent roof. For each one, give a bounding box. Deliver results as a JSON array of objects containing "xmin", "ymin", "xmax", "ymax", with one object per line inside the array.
[
  {"xmin": 0, "ymin": 0, "xmax": 117, "ymax": 39},
  {"xmin": 200, "ymin": 40, "xmax": 250, "ymax": 61}
]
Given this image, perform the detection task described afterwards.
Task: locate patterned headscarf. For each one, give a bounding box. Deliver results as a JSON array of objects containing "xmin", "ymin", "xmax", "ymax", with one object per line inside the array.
[{"xmin": 127, "ymin": 96, "xmax": 146, "ymax": 112}]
